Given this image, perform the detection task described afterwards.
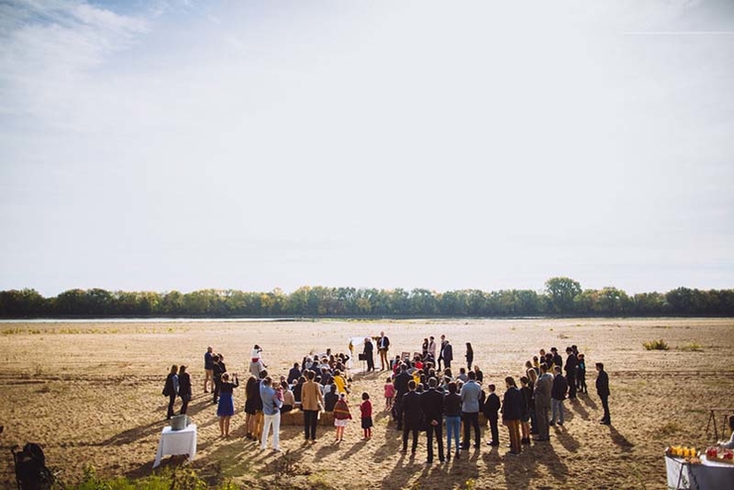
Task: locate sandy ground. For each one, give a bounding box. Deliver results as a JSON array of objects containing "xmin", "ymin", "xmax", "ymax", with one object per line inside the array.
[{"xmin": 0, "ymin": 318, "xmax": 732, "ymax": 489}]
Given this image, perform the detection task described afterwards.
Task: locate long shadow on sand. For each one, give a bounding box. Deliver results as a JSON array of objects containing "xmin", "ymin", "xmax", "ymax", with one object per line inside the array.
[
  {"xmin": 568, "ymin": 398, "xmax": 591, "ymax": 421},
  {"xmin": 607, "ymin": 425, "xmax": 634, "ymax": 452},
  {"xmin": 552, "ymin": 425, "xmax": 580, "ymax": 453}
]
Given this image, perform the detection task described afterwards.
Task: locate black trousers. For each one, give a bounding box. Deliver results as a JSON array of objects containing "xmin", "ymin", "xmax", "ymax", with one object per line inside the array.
[
  {"xmin": 212, "ymin": 381, "xmax": 221, "ymax": 404},
  {"xmin": 403, "ymin": 427, "xmax": 419, "ymax": 453},
  {"xmin": 567, "ymin": 373, "xmax": 577, "ymax": 398},
  {"xmin": 600, "ymin": 394, "xmax": 610, "ymax": 422},
  {"xmin": 366, "ymin": 355, "xmax": 374, "ymax": 372},
  {"xmin": 488, "ymin": 415, "xmax": 499, "ymax": 443},
  {"xmin": 303, "ymin": 410, "xmax": 319, "ymax": 440},
  {"xmin": 462, "ymin": 412, "xmax": 480, "ymax": 447},
  {"xmin": 426, "ymin": 423, "xmax": 444, "ymax": 462},
  {"xmin": 180, "ymin": 395, "xmax": 190, "ymax": 415},
  {"xmin": 395, "ymin": 395, "xmax": 405, "ymax": 429},
  {"xmin": 167, "ymin": 394, "xmax": 176, "ymax": 419}
]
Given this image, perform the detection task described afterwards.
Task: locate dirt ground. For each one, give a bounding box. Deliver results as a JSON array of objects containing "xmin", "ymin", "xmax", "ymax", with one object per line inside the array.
[{"xmin": 0, "ymin": 318, "xmax": 732, "ymax": 489}]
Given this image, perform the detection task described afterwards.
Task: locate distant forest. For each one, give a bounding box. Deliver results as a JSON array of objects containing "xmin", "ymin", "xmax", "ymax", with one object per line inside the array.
[{"xmin": 0, "ymin": 277, "xmax": 733, "ymax": 318}]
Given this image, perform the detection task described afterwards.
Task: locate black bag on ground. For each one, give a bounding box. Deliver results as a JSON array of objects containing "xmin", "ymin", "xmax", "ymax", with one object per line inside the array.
[{"xmin": 13, "ymin": 443, "xmax": 55, "ymax": 490}]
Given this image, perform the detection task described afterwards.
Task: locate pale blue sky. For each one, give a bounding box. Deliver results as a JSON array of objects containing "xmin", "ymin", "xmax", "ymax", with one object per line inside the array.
[{"xmin": 1, "ymin": 0, "xmax": 733, "ymax": 296}]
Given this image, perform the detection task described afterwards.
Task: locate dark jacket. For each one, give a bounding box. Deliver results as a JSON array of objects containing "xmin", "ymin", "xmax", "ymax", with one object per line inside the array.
[
  {"xmin": 565, "ymin": 354, "xmax": 577, "ymax": 376},
  {"xmin": 444, "ymin": 392, "xmax": 462, "ymax": 417},
  {"xmin": 551, "ymin": 374, "xmax": 568, "ymax": 401},
  {"xmin": 178, "ymin": 372, "xmax": 192, "ymax": 400},
  {"xmin": 402, "ymin": 391, "xmax": 424, "ymax": 429},
  {"xmin": 442, "ymin": 343, "xmax": 453, "ymax": 363},
  {"xmin": 394, "ymin": 371, "xmax": 411, "ymax": 397},
  {"xmin": 287, "ymin": 367, "xmax": 301, "ymax": 385},
  {"xmin": 324, "ymin": 391, "xmax": 338, "ymax": 412},
  {"xmin": 502, "ymin": 387, "xmax": 523, "ymax": 421},
  {"xmin": 520, "ymin": 386, "xmax": 532, "ymax": 421},
  {"xmin": 420, "ymin": 388, "xmax": 444, "ymax": 425},
  {"xmin": 212, "ymin": 362, "xmax": 225, "ymax": 383},
  {"xmin": 596, "ymin": 369, "xmax": 610, "ymax": 397},
  {"xmin": 483, "ymin": 392, "xmax": 500, "ymax": 420}
]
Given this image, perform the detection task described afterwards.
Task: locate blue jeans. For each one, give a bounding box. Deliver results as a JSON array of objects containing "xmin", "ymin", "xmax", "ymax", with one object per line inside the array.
[
  {"xmin": 445, "ymin": 416, "xmax": 460, "ymax": 452},
  {"xmin": 551, "ymin": 398, "xmax": 565, "ymax": 424}
]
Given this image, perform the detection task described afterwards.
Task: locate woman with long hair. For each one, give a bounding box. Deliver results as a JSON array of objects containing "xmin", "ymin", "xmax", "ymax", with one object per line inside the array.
[
  {"xmin": 163, "ymin": 365, "xmax": 179, "ymax": 420},
  {"xmin": 178, "ymin": 365, "xmax": 192, "ymax": 415}
]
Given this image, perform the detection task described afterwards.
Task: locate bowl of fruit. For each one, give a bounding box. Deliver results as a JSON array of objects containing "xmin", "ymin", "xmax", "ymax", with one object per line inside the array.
[{"xmin": 705, "ymin": 447, "xmax": 734, "ymax": 464}]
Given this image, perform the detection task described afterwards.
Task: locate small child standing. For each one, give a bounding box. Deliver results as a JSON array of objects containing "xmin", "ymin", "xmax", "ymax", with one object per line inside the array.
[
  {"xmin": 483, "ymin": 384, "xmax": 501, "ymax": 446},
  {"xmin": 333, "ymin": 393, "xmax": 352, "ymax": 443},
  {"xmin": 384, "ymin": 377, "xmax": 395, "ymax": 410},
  {"xmin": 360, "ymin": 392, "xmax": 373, "ymax": 439},
  {"xmin": 577, "ymin": 353, "xmax": 587, "ymax": 394}
]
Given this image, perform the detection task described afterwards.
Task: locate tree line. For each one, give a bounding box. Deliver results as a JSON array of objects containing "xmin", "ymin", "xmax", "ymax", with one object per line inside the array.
[{"xmin": 0, "ymin": 277, "xmax": 733, "ymax": 318}]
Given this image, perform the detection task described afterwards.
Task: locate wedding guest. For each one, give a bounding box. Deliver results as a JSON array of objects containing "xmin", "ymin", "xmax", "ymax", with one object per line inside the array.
[
  {"xmin": 428, "ymin": 336, "xmax": 437, "ymax": 359},
  {"xmin": 550, "ymin": 366, "xmax": 568, "ymax": 426},
  {"xmin": 333, "ymin": 393, "xmax": 352, "ymax": 443},
  {"xmin": 360, "ymin": 392, "xmax": 373, "ymax": 440},
  {"xmin": 287, "ymin": 362, "xmax": 302, "ymax": 385},
  {"xmin": 203, "ymin": 346, "xmax": 214, "ymax": 393},
  {"xmin": 324, "ymin": 384, "xmax": 338, "ymax": 412},
  {"xmin": 444, "ymin": 381, "xmax": 462, "ymax": 459},
  {"xmin": 565, "ymin": 347, "xmax": 578, "ymax": 400},
  {"xmin": 400, "ymin": 381, "xmax": 422, "ymax": 454},
  {"xmin": 280, "ymin": 381, "xmax": 294, "ymax": 413},
  {"xmin": 212, "ymin": 355, "xmax": 225, "ymax": 404},
  {"xmin": 460, "ymin": 370, "xmax": 481, "ymax": 449},
  {"xmin": 441, "ymin": 338, "xmax": 454, "ymax": 369},
  {"xmin": 301, "ymin": 370, "xmax": 323, "ymax": 442},
  {"xmin": 249, "ymin": 345, "xmax": 266, "ymax": 378},
  {"xmin": 483, "ymin": 384, "xmax": 500, "ymax": 447},
  {"xmin": 473, "ymin": 365, "xmax": 484, "ymax": 384},
  {"xmin": 596, "ymin": 362, "xmax": 611, "ymax": 425},
  {"xmin": 519, "ymin": 376, "xmax": 532, "ymax": 444},
  {"xmin": 577, "ymin": 353, "xmax": 587, "ymax": 394},
  {"xmin": 163, "ymin": 364, "xmax": 179, "ymax": 420},
  {"xmin": 384, "ymin": 376, "xmax": 395, "ymax": 411},
  {"xmin": 422, "ymin": 338, "xmax": 429, "ymax": 359},
  {"xmin": 465, "ymin": 342, "xmax": 474, "ymax": 371},
  {"xmin": 244, "ymin": 376, "xmax": 260, "ymax": 440},
  {"xmin": 533, "ymin": 363, "xmax": 553, "ymax": 442},
  {"xmin": 178, "ymin": 365, "xmax": 192, "ymax": 415},
  {"xmin": 260, "ymin": 376, "xmax": 282, "ymax": 452},
  {"xmin": 378, "ymin": 331, "xmax": 391, "ymax": 371},
  {"xmin": 502, "ymin": 376, "xmax": 523, "ymax": 455},
  {"xmin": 217, "ymin": 372, "xmax": 239, "ymax": 437},
  {"xmin": 421, "ymin": 377, "xmax": 445, "ymax": 464},
  {"xmin": 359, "ymin": 337, "xmax": 372, "ymax": 372}
]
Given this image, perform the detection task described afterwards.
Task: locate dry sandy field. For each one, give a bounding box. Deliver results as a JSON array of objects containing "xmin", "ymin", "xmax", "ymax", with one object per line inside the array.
[{"xmin": 0, "ymin": 318, "xmax": 732, "ymax": 489}]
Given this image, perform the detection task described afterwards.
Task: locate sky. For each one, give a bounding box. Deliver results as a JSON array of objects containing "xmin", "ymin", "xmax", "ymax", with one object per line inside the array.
[{"xmin": 1, "ymin": 0, "xmax": 733, "ymax": 297}]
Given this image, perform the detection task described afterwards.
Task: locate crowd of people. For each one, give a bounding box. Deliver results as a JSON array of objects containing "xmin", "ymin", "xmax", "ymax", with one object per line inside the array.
[{"xmin": 162, "ymin": 333, "xmax": 613, "ymax": 462}]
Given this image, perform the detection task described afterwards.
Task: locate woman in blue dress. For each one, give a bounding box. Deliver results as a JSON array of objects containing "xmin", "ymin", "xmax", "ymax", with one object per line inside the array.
[{"xmin": 217, "ymin": 372, "xmax": 239, "ymax": 437}]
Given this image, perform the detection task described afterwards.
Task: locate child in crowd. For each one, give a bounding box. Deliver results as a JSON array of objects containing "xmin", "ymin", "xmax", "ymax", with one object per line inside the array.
[
  {"xmin": 384, "ymin": 377, "xmax": 395, "ymax": 410},
  {"xmin": 333, "ymin": 393, "xmax": 352, "ymax": 443},
  {"xmin": 360, "ymin": 392, "xmax": 373, "ymax": 440},
  {"xmin": 577, "ymin": 353, "xmax": 587, "ymax": 394}
]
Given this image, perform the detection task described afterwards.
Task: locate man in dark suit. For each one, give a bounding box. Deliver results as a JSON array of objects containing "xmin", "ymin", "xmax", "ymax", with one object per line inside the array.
[
  {"xmin": 401, "ymin": 381, "xmax": 423, "ymax": 455},
  {"xmin": 437, "ymin": 334, "xmax": 447, "ymax": 370},
  {"xmin": 378, "ymin": 331, "xmax": 390, "ymax": 370},
  {"xmin": 363, "ymin": 337, "xmax": 375, "ymax": 372},
  {"xmin": 596, "ymin": 362, "xmax": 611, "ymax": 425},
  {"xmin": 551, "ymin": 347, "xmax": 563, "ymax": 370},
  {"xmin": 421, "ymin": 377, "xmax": 445, "ymax": 464},
  {"xmin": 442, "ymin": 339, "xmax": 454, "ymax": 369},
  {"xmin": 564, "ymin": 347, "xmax": 577, "ymax": 400},
  {"xmin": 393, "ymin": 363, "xmax": 411, "ymax": 430}
]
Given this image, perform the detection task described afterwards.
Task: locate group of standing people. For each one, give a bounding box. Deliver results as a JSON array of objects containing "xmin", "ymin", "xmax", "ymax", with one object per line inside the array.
[
  {"xmin": 161, "ymin": 333, "xmax": 612, "ymax": 463},
  {"xmin": 162, "ymin": 364, "xmax": 192, "ymax": 419}
]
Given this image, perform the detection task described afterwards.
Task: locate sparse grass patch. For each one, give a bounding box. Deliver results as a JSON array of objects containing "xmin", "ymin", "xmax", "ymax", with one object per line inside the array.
[
  {"xmin": 643, "ymin": 339, "xmax": 669, "ymax": 351},
  {"xmin": 657, "ymin": 421, "xmax": 683, "ymax": 438},
  {"xmin": 677, "ymin": 342, "xmax": 703, "ymax": 352}
]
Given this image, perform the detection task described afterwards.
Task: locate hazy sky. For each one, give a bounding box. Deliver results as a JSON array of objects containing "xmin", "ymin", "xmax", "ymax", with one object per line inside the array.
[{"xmin": 1, "ymin": 0, "xmax": 733, "ymax": 297}]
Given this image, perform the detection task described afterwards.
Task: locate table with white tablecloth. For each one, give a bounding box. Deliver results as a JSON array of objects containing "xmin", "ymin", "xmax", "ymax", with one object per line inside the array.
[
  {"xmin": 665, "ymin": 453, "xmax": 734, "ymax": 489},
  {"xmin": 152, "ymin": 424, "xmax": 197, "ymax": 468}
]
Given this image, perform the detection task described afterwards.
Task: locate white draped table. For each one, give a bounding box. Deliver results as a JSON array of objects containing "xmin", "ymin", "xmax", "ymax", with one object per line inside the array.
[
  {"xmin": 153, "ymin": 424, "xmax": 197, "ymax": 468},
  {"xmin": 665, "ymin": 453, "xmax": 734, "ymax": 489}
]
